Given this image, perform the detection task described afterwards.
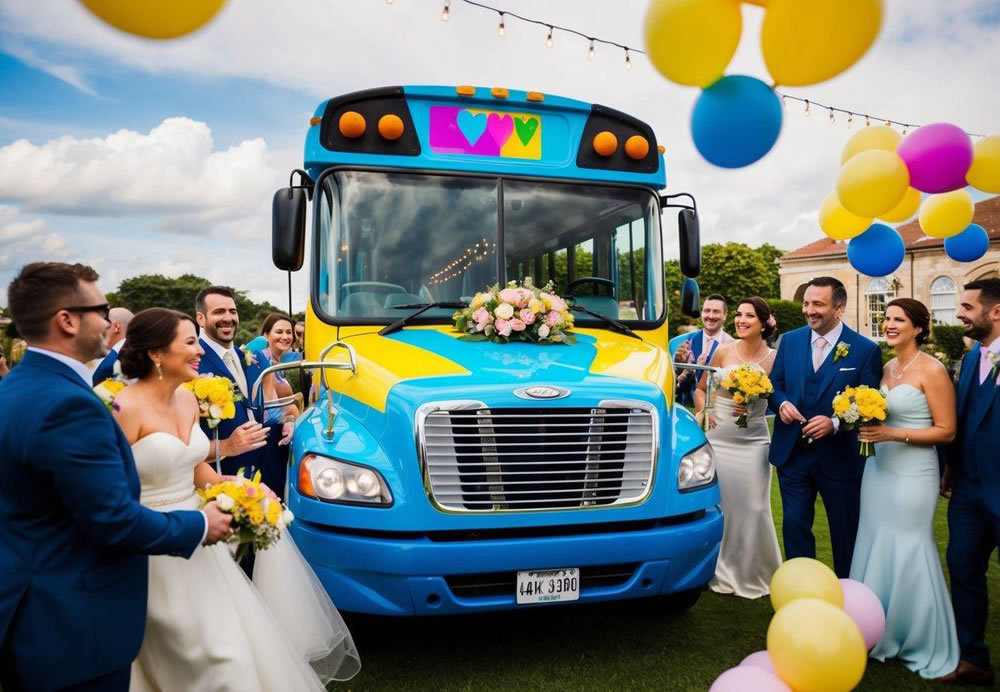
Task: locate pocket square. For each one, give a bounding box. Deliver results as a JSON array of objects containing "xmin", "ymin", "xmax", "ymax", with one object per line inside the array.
[{"xmin": 839, "ymin": 367, "xmax": 856, "ymax": 371}]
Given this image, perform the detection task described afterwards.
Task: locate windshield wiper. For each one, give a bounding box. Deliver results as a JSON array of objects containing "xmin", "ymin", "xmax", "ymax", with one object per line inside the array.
[
  {"xmin": 568, "ymin": 304, "xmax": 642, "ymax": 340},
  {"xmin": 378, "ymin": 302, "xmax": 468, "ymax": 337}
]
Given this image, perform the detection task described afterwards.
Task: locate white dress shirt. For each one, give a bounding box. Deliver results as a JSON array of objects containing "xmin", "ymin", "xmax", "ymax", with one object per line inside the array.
[{"xmin": 702, "ymin": 329, "xmax": 734, "ymax": 356}]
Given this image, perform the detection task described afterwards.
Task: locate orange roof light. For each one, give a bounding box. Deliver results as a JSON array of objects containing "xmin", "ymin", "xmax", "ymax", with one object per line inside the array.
[
  {"xmin": 309, "ymin": 116, "xmax": 321, "ymax": 126},
  {"xmin": 526, "ymin": 91, "xmax": 545, "ymax": 102},
  {"xmin": 625, "ymin": 135, "xmax": 650, "ymax": 160},
  {"xmin": 378, "ymin": 114, "xmax": 405, "ymax": 140},
  {"xmin": 339, "ymin": 111, "xmax": 366, "ymax": 139},
  {"xmin": 593, "ymin": 131, "xmax": 618, "ymax": 157},
  {"xmin": 456, "ymin": 85, "xmax": 476, "ymax": 96},
  {"xmin": 657, "ymin": 144, "xmax": 666, "ymax": 154},
  {"xmin": 491, "ymin": 87, "xmax": 509, "ymax": 99}
]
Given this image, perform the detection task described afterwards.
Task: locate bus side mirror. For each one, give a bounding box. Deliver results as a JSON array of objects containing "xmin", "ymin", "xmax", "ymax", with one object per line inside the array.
[
  {"xmin": 678, "ymin": 208, "xmax": 701, "ymax": 278},
  {"xmin": 272, "ymin": 187, "xmax": 306, "ymax": 271},
  {"xmin": 680, "ymin": 278, "xmax": 700, "ymax": 318}
]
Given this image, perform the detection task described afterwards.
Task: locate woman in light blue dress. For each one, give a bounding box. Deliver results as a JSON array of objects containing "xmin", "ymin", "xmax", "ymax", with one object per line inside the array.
[{"xmin": 851, "ymin": 298, "xmax": 960, "ymax": 679}]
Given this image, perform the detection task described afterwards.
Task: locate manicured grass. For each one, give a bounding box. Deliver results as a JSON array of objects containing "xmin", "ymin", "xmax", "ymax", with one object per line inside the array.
[{"xmin": 337, "ymin": 429, "xmax": 999, "ymax": 691}]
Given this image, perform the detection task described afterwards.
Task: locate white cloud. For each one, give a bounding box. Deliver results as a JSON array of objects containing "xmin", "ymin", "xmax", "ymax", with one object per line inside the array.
[
  {"xmin": 0, "ymin": 208, "xmax": 70, "ymax": 270},
  {"xmin": 0, "ymin": 40, "xmax": 97, "ymax": 96}
]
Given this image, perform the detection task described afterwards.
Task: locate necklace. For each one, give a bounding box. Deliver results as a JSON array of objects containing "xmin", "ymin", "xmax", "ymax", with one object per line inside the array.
[
  {"xmin": 891, "ymin": 351, "xmax": 922, "ymax": 380},
  {"xmin": 736, "ymin": 340, "xmax": 770, "ymax": 365}
]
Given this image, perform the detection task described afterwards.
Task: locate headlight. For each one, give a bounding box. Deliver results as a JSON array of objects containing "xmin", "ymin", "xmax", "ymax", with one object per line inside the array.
[
  {"xmin": 677, "ymin": 443, "xmax": 715, "ymax": 491},
  {"xmin": 299, "ymin": 454, "xmax": 393, "ymax": 505}
]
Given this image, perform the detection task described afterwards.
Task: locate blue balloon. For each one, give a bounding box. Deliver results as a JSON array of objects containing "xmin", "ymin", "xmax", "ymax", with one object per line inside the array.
[
  {"xmin": 244, "ymin": 335, "xmax": 267, "ymax": 351},
  {"xmin": 691, "ymin": 75, "xmax": 783, "ymax": 168},
  {"xmin": 944, "ymin": 223, "xmax": 989, "ymax": 262},
  {"xmin": 847, "ymin": 223, "xmax": 905, "ymax": 277}
]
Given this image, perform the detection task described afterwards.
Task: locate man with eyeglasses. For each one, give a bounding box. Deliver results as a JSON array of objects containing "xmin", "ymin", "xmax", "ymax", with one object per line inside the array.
[{"xmin": 0, "ymin": 262, "xmax": 233, "ymax": 692}]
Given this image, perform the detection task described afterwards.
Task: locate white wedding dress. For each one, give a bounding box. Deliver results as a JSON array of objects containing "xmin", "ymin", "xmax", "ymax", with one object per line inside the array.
[
  {"xmin": 129, "ymin": 422, "xmax": 361, "ymax": 691},
  {"xmin": 706, "ymin": 363, "xmax": 783, "ymax": 598}
]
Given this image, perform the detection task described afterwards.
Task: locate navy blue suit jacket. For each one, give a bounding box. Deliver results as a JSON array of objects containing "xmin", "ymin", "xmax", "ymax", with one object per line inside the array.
[
  {"xmin": 949, "ymin": 345, "xmax": 1000, "ymax": 505},
  {"xmin": 0, "ymin": 351, "xmax": 204, "ymax": 690},
  {"xmin": 91, "ymin": 348, "xmax": 118, "ymax": 385},
  {"xmin": 671, "ymin": 330, "xmax": 724, "ymax": 405},
  {"xmin": 767, "ymin": 325, "xmax": 882, "ymax": 478},
  {"xmin": 197, "ymin": 339, "xmax": 267, "ymax": 475}
]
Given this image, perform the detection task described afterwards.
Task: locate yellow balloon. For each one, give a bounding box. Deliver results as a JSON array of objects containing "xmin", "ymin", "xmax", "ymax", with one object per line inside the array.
[
  {"xmin": 966, "ymin": 135, "xmax": 1000, "ymax": 194},
  {"xmin": 767, "ymin": 598, "xmax": 867, "ymax": 692},
  {"xmin": 770, "ymin": 557, "xmax": 844, "ymax": 612},
  {"xmin": 879, "ymin": 187, "xmax": 921, "ymax": 223},
  {"xmin": 819, "ymin": 193, "xmax": 872, "ymax": 240},
  {"xmin": 836, "ymin": 149, "xmax": 909, "ymax": 218},
  {"xmin": 79, "ymin": 0, "xmax": 227, "ymax": 39},
  {"xmin": 919, "ymin": 190, "xmax": 975, "ymax": 239},
  {"xmin": 840, "ymin": 126, "xmax": 902, "ymax": 165},
  {"xmin": 644, "ymin": 0, "xmax": 742, "ymax": 87},
  {"xmin": 762, "ymin": 0, "xmax": 883, "ymax": 87}
]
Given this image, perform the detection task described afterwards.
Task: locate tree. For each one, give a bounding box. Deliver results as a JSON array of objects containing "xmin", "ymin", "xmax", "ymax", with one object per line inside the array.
[
  {"xmin": 754, "ymin": 243, "xmax": 785, "ymax": 298},
  {"xmin": 664, "ymin": 259, "xmax": 690, "ymax": 338},
  {"xmin": 697, "ymin": 243, "xmax": 776, "ymax": 307}
]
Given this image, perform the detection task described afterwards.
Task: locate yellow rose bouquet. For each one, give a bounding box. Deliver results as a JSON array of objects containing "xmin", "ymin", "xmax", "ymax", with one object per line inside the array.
[
  {"xmin": 93, "ymin": 378, "xmax": 127, "ymax": 413},
  {"xmin": 198, "ymin": 469, "xmax": 293, "ymax": 563},
  {"xmin": 831, "ymin": 385, "xmax": 888, "ymax": 457},
  {"xmin": 182, "ymin": 374, "xmax": 240, "ymax": 429},
  {"xmin": 719, "ymin": 364, "xmax": 774, "ymax": 428}
]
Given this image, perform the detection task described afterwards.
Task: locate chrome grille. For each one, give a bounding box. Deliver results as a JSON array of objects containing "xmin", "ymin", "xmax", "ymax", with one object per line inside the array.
[{"xmin": 419, "ymin": 401, "xmax": 656, "ymax": 512}]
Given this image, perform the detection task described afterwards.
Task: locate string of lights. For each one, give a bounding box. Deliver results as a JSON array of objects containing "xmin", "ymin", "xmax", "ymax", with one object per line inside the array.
[
  {"xmin": 394, "ymin": 0, "xmax": 988, "ymax": 138},
  {"xmin": 428, "ymin": 238, "xmax": 496, "ymax": 285}
]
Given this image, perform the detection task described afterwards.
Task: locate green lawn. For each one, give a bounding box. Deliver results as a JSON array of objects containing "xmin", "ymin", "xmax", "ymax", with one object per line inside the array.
[{"xmin": 337, "ymin": 429, "xmax": 999, "ymax": 691}]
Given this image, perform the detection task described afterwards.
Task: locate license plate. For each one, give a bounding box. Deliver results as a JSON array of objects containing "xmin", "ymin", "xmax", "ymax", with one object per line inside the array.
[{"xmin": 516, "ymin": 568, "xmax": 580, "ymax": 605}]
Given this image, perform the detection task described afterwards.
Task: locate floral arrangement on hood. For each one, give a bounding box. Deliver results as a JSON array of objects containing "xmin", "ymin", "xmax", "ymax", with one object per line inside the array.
[{"xmin": 453, "ymin": 277, "xmax": 575, "ymax": 345}]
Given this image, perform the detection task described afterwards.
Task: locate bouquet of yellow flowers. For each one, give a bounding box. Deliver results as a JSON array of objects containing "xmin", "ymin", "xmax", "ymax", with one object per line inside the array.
[
  {"xmin": 718, "ymin": 364, "xmax": 774, "ymax": 428},
  {"xmin": 93, "ymin": 378, "xmax": 127, "ymax": 412},
  {"xmin": 832, "ymin": 385, "xmax": 888, "ymax": 457},
  {"xmin": 182, "ymin": 374, "xmax": 240, "ymax": 429},
  {"xmin": 198, "ymin": 469, "xmax": 293, "ymax": 563}
]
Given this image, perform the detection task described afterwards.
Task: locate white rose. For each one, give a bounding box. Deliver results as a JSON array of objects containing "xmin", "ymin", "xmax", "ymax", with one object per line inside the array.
[
  {"xmin": 279, "ymin": 509, "xmax": 295, "ymax": 528},
  {"xmin": 94, "ymin": 386, "xmax": 112, "ymax": 404},
  {"xmin": 209, "ymin": 404, "xmax": 223, "ymax": 419},
  {"xmin": 494, "ymin": 303, "xmax": 514, "ymax": 320},
  {"xmin": 537, "ymin": 324, "xmax": 550, "ymax": 339},
  {"xmin": 215, "ymin": 494, "xmax": 235, "ymax": 511}
]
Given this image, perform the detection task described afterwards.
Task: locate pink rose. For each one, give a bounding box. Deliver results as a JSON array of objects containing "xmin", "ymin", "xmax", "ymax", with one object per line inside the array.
[
  {"xmin": 495, "ymin": 318, "xmax": 512, "ymax": 337},
  {"xmin": 510, "ymin": 318, "xmax": 526, "ymax": 332},
  {"xmin": 472, "ymin": 307, "xmax": 491, "ymax": 330},
  {"xmin": 548, "ymin": 295, "xmax": 567, "ymax": 312},
  {"xmin": 546, "ymin": 310, "xmax": 563, "ymax": 327},
  {"xmin": 537, "ymin": 324, "xmax": 551, "ymax": 339},
  {"xmin": 519, "ymin": 308, "xmax": 536, "ymax": 324},
  {"xmin": 498, "ymin": 288, "xmax": 520, "ymax": 304}
]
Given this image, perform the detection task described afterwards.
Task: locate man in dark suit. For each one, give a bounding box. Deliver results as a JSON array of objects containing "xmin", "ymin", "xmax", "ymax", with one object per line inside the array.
[
  {"xmin": 0, "ymin": 262, "xmax": 232, "ymax": 692},
  {"xmin": 768, "ymin": 276, "xmax": 882, "ymax": 578},
  {"xmin": 194, "ymin": 285, "xmax": 270, "ymax": 477},
  {"xmin": 670, "ymin": 294, "xmax": 734, "ymax": 406},
  {"xmin": 91, "ymin": 306, "xmax": 133, "ymax": 384},
  {"xmin": 937, "ymin": 278, "xmax": 1000, "ymax": 686}
]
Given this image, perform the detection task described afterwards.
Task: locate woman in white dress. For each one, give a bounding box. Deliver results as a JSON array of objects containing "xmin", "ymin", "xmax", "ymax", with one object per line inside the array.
[
  {"xmin": 694, "ymin": 297, "xmax": 783, "ymax": 598},
  {"xmin": 113, "ymin": 308, "xmax": 360, "ymax": 690}
]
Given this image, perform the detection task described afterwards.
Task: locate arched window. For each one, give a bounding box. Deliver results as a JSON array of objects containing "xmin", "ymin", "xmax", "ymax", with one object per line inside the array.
[
  {"xmin": 930, "ymin": 276, "xmax": 958, "ymax": 324},
  {"xmin": 865, "ymin": 277, "xmax": 894, "ymax": 339}
]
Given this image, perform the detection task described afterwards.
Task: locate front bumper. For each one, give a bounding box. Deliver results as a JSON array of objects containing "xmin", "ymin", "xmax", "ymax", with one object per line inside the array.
[{"xmin": 290, "ymin": 506, "xmax": 723, "ymax": 615}]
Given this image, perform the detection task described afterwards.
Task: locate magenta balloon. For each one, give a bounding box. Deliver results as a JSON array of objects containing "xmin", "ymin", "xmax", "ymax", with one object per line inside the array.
[
  {"xmin": 839, "ymin": 578, "xmax": 887, "ymax": 651},
  {"xmin": 710, "ymin": 666, "xmax": 792, "ymax": 692},
  {"xmin": 739, "ymin": 650, "xmax": 777, "ymax": 674},
  {"xmin": 897, "ymin": 123, "xmax": 973, "ymax": 193}
]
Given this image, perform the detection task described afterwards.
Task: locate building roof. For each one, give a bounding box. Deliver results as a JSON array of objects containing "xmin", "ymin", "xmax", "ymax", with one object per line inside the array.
[{"xmin": 780, "ymin": 195, "xmax": 1000, "ymax": 262}]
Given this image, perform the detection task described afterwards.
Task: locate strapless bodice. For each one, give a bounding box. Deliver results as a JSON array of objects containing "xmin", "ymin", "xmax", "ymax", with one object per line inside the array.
[
  {"xmin": 882, "ymin": 384, "xmax": 932, "ymax": 428},
  {"xmin": 131, "ymin": 422, "xmax": 209, "ymax": 508}
]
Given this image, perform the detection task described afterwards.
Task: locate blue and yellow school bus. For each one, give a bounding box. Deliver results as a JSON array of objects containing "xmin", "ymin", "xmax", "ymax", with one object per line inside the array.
[{"xmin": 269, "ymin": 85, "xmax": 720, "ymax": 615}]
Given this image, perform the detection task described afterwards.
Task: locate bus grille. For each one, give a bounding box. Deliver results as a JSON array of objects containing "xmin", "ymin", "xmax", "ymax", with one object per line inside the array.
[{"xmin": 419, "ymin": 404, "xmax": 656, "ymax": 512}]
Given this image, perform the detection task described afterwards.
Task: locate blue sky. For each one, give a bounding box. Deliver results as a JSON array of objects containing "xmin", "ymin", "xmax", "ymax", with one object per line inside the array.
[{"xmin": 1, "ymin": 0, "xmax": 998, "ymax": 308}]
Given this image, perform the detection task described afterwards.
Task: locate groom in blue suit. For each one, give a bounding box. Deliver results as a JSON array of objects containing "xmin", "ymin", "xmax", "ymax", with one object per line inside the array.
[
  {"xmin": 768, "ymin": 277, "xmax": 882, "ymax": 578},
  {"xmin": 194, "ymin": 286, "xmax": 270, "ymax": 478},
  {"xmin": 939, "ymin": 278, "xmax": 1000, "ymax": 686},
  {"xmin": 0, "ymin": 262, "xmax": 232, "ymax": 692}
]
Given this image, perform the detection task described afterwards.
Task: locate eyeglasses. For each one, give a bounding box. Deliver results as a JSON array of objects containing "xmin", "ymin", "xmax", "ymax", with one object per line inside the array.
[{"xmin": 60, "ymin": 303, "xmax": 111, "ymax": 321}]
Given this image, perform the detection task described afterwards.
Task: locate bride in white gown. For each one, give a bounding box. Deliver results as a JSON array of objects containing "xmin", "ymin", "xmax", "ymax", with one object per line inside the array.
[
  {"xmin": 694, "ymin": 297, "xmax": 783, "ymax": 599},
  {"xmin": 112, "ymin": 308, "xmax": 360, "ymax": 690}
]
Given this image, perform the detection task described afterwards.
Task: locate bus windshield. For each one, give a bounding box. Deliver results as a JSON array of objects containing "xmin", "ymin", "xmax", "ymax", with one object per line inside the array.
[{"xmin": 316, "ymin": 170, "xmax": 664, "ymax": 327}]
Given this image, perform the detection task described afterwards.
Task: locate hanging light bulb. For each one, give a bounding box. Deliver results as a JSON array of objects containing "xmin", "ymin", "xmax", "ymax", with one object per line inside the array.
[
  {"xmin": 902, "ymin": 125, "xmax": 908, "ymax": 135},
  {"xmin": 780, "ymin": 94, "xmax": 786, "ymax": 108},
  {"xmin": 545, "ymin": 26, "xmax": 553, "ymax": 48},
  {"xmin": 386, "ymin": 0, "xmax": 393, "ymax": 4},
  {"xmin": 829, "ymin": 108, "xmax": 835, "ymax": 124},
  {"xmin": 804, "ymin": 99, "xmax": 810, "ymax": 117},
  {"xmin": 497, "ymin": 12, "xmax": 505, "ymax": 36},
  {"xmin": 847, "ymin": 113, "xmax": 854, "ymax": 128},
  {"xmin": 865, "ymin": 115, "xmax": 871, "ymax": 127},
  {"xmin": 588, "ymin": 39, "xmax": 595, "ymax": 60},
  {"xmin": 441, "ymin": 0, "xmax": 449, "ymax": 21},
  {"xmin": 624, "ymin": 48, "xmax": 632, "ymax": 71}
]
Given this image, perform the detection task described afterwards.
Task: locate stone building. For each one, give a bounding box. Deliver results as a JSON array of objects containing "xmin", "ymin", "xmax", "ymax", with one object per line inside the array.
[{"xmin": 778, "ymin": 196, "xmax": 1000, "ymax": 339}]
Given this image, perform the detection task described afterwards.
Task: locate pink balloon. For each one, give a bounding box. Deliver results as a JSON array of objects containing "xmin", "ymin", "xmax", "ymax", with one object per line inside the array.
[
  {"xmin": 710, "ymin": 666, "xmax": 791, "ymax": 692},
  {"xmin": 839, "ymin": 578, "xmax": 886, "ymax": 650},
  {"xmin": 897, "ymin": 123, "xmax": 973, "ymax": 193},
  {"xmin": 739, "ymin": 650, "xmax": 777, "ymax": 674}
]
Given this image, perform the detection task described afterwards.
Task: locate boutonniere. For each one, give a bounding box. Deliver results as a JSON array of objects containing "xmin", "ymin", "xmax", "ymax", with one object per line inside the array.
[
  {"xmin": 239, "ymin": 345, "xmax": 258, "ymax": 368},
  {"xmin": 93, "ymin": 378, "xmax": 126, "ymax": 413},
  {"xmin": 833, "ymin": 342, "xmax": 850, "ymax": 362},
  {"xmin": 989, "ymin": 351, "xmax": 1000, "ymax": 383}
]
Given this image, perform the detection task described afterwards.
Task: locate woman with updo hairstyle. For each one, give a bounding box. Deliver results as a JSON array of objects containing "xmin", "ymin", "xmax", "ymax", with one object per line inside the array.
[
  {"xmin": 118, "ymin": 308, "xmax": 197, "ymax": 381},
  {"xmin": 693, "ymin": 295, "xmax": 783, "ymax": 599}
]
